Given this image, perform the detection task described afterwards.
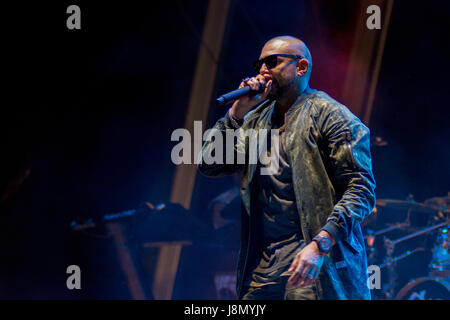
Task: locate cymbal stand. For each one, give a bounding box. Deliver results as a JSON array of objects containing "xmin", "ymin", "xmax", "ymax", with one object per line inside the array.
[
  {"xmin": 388, "ymin": 220, "xmax": 449, "ymax": 247},
  {"xmin": 365, "ymin": 220, "xmax": 410, "ymax": 266},
  {"xmin": 382, "ymin": 219, "xmax": 449, "ymax": 299},
  {"xmin": 365, "ymin": 221, "xmax": 410, "ymax": 239},
  {"xmin": 383, "ymin": 236, "xmax": 396, "ymax": 299}
]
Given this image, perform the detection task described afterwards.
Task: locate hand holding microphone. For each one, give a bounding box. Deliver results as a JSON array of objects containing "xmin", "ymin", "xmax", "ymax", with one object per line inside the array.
[{"xmin": 222, "ymin": 75, "xmax": 272, "ymax": 120}]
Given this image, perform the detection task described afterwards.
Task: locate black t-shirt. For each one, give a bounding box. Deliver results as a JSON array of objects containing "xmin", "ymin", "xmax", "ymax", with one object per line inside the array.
[{"xmin": 245, "ymin": 108, "xmax": 304, "ymax": 288}]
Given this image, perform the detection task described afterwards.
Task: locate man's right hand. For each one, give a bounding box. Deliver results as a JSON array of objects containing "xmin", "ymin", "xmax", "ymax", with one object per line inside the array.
[{"xmin": 229, "ymin": 75, "xmax": 272, "ymax": 120}]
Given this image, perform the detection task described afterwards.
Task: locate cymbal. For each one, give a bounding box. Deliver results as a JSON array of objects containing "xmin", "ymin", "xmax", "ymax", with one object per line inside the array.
[
  {"xmin": 424, "ymin": 196, "xmax": 450, "ymax": 213},
  {"xmin": 376, "ymin": 199, "xmax": 439, "ymax": 214}
]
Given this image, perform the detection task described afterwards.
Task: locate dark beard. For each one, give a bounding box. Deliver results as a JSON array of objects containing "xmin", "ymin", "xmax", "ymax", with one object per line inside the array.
[
  {"xmin": 267, "ymin": 78, "xmax": 296, "ymax": 101},
  {"xmin": 267, "ymin": 82, "xmax": 284, "ymax": 100}
]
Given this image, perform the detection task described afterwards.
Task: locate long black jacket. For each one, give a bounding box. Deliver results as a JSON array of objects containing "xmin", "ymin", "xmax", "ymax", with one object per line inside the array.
[{"xmin": 198, "ymin": 89, "xmax": 376, "ymax": 299}]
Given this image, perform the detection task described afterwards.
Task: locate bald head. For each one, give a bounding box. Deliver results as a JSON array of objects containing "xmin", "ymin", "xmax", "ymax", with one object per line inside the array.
[{"xmin": 262, "ymin": 35, "xmax": 312, "ymax": 74}]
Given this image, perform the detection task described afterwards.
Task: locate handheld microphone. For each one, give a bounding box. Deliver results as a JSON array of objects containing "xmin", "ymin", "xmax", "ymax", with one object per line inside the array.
[{"xmin": 216, "ymin": 86, "xmax": 264, "ymax": 105}]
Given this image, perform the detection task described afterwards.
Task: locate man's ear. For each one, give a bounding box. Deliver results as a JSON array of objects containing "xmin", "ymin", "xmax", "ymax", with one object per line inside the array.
[{"xmin": 297, "ymin": 59, "xmax": 309, "ymax": 76}]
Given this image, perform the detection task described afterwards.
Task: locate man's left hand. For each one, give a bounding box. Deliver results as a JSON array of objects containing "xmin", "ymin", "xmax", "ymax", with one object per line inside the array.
[{"xmin": 287, "ymin": 241, "xmax": 324, "ymax": 288}]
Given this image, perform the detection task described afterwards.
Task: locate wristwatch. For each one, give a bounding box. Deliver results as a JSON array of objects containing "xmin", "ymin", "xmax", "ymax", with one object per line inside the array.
[{"xmin": 312, "ymin": 235, "xmax": 333, "ymax": 254}]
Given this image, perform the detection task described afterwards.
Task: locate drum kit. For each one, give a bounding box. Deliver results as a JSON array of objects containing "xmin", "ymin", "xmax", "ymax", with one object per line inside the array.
[
  {"xmin": 363, "ymin": 194, "xmax": 450, "ymax": 300},
  {"xmin": 71, "ymin": 192, "xmax": 449, "ymax": 300}
]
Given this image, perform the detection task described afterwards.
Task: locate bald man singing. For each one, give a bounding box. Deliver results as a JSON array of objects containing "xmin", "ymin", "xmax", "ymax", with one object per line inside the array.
[{"xmin": 198, "ymin": 36, "xmax": 376, "ymax": 300}]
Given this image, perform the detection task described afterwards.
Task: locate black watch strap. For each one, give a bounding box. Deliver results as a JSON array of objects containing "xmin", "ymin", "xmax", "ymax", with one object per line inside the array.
[{"xmin": 312, "ymin": 235, "xmax": 332, "ymax": 254}]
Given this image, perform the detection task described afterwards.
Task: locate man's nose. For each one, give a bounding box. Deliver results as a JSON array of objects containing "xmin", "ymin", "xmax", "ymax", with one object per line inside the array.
[
  {"xmin": 261, "ymin": 62, "xmax": 275, "ymax": 77},
  {"xmin": 260, "ymin": 63, "xmax": 269, "ymax": 74},
  {"xmin": 260, "ymin": 66, "xmax": 272, "ymax": 81}
]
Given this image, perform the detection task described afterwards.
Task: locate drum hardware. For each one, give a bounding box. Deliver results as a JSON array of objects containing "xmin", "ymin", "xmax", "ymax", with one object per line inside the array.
[
  {"xmin": 365, "ymin": 221, "xmax": 411, "ymax": 243},
  {"xmin": 378, "ymin": 246, "xmax": 426, "ymax": 299},
  {"xmin": 385, "ymin": 220, "xmax": 449, "ymax": 247},
  {"xmin": 365, "ymin": 194, "xmax": 450, "ymax": 299},
  {"xmin": 371, "ymin": 196, "xmax": 438, "ymax": 238},
  {"xmin": 376, "ymin": 198, "xmax": 439, "ymax": 215},
  {"xmin": 428, "ymin": 223, "xmax": 450, "ymax": 289},
  {"xmin": 379, "ymin": 247, "xmax": 425, "ymax": 269},
  {"xmin": 365, "ymin": 194, "xmax": 439, "ymax": 242},
  {"xmin": 365, "ymin": 222, "xmax": 411, "ymax": 261},
  {"xmin": 364, "ymin": 210, "xmax": 415, "ymax": 258},
  {"xmin": 380, "ymin": 219, "xmax": 449, "ymax": 299},
  {"xmin": 364, "ymin": 206, "xmax": 415, "ymax": 271},
  {"xmin": 394, "ymin": 277, "xmax": 450, "ymax": 300},
  {"xmin": 432, "ymin": 211, "xmax": 449, "ymax": 222},
  {"xmin": 365, "ymin": 221, "xmax": 411, "ymax": 238},
  {"xmin": 424, "ymin": 194, "xmax": 450, "ymax": 214},
  {"xmin": 382, "ymin": 235, "xmax": 396, "ymax": 299},
  {"xmin": 430, "ymin": 269, "xmax": 450, "ymax": 278}
]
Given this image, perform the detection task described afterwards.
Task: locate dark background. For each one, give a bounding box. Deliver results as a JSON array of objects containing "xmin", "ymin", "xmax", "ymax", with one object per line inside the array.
[{"xmin": 1, "ymin": 1, "xmax": 449, "ymax": 299}]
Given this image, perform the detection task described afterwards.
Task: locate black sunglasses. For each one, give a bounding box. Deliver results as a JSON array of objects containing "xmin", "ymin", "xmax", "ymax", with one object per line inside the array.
[{"xmin": 253, "ymin": 54, "xmax": 303, "ymax": 73}]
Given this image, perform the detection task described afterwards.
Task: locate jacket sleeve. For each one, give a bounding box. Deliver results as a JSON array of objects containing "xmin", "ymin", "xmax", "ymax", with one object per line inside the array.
[
  {"xmin": 318, "ymin": 103, "xmax": 376, "ymax": 243},
  {"xmin": 197, "ymin": 111, "xmax": 245, "ymax": 177}
]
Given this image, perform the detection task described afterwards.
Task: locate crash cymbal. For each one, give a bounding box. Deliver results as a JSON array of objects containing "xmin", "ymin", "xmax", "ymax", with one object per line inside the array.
[
  {"xmin": 424, "ymin": 196, "xmax": 450, "ymax": 213},
  {"xmin": 376, "ymin": 199, "xmax": 439, "ymax": 214}
]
